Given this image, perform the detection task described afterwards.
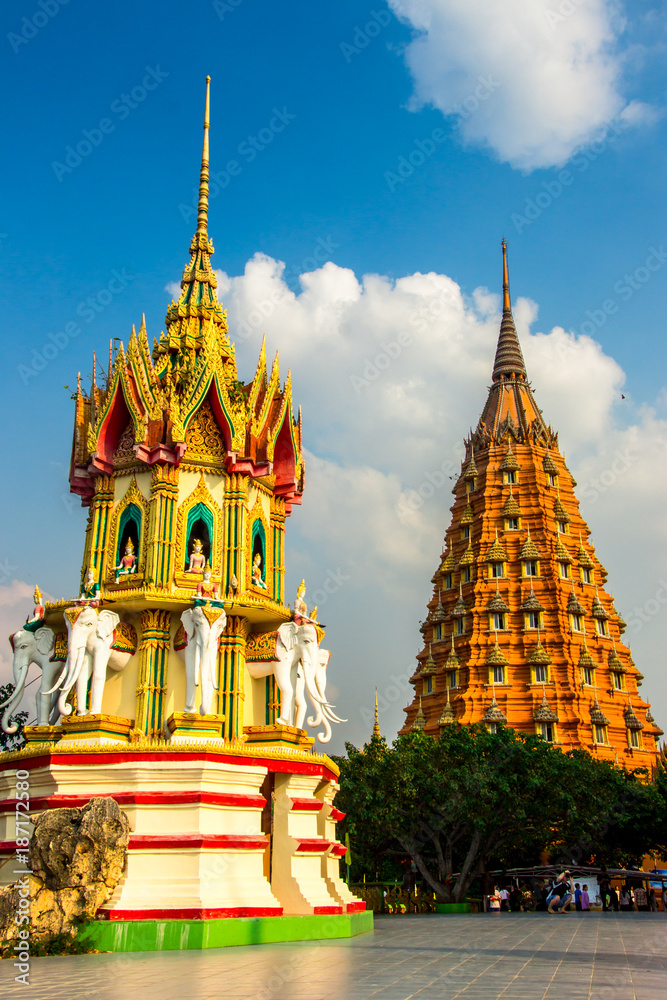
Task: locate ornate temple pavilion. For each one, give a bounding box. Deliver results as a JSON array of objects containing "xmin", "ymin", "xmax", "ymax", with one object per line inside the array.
[
  {"xmin": 0, "ymin": 78, "xmax": 364, "ymax": 941},
  {"xmin": 402, "ymin": 243, "xmax": 663, "ymax": 772}
]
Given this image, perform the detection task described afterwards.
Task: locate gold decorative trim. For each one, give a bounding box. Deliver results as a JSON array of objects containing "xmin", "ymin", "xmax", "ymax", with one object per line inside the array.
[{"xmin": 0, "ymin": 738, "xmax": 339, "ymax": 775}]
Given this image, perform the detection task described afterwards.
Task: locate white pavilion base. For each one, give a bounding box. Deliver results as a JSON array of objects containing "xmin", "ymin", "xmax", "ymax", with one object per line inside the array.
[{"xmin": 0, "ymin": 736, "xmax": 363, "ymax": 920}]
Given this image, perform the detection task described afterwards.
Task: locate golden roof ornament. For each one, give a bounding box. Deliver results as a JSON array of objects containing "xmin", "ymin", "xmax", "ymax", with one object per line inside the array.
[
  {"xmin": 608, "ymin": 640, "xmax": 625, "ymax": 672},
  {"xmin": 519, "ymin": 531, "xmax": 541, "ymax": 561},
  {"xmin": 554, "ymin": 538, "xmax": 572, "ymax": 562},
  {"xmin": 458, "ymin": 542, "xmax": 474, "ymax": 567},
  {"xmin": 450, "ymin": 586, "xmax": 468, "ymax": 618},
  {"xmin": 372, "ymin": 688, "xmax": 381, "ymax": 740},
  {"xmin": 440, "ymin": 549, "xmax": 456, "ymax": 573},
  {"xmin": 543, "ymin": 449, "xmax": 558, "ymax": 475},
  {"xmin": 463, "ymin": 450, "xmax": 478, "ymax": 479},
  {"xmin": 486, "ymin": 641, "xmax": 509, "ymax": 666},
  {"xmin": 411, "ymin": 697, "xmax": 426, "ymax": 731},
  {"xmin": 499, "ymin": 442, "xmax": 520, "ymax": 472},
  {"xmin": 486, "ymin": 533, "xmax": 508, "ymax": 562},
  {"xmin": 422, "ymin": 645, "xmax": 437, "ymax": 675},
  {"xmin": 590, "ymin": 694, "xmax": 611, "ymax": 727},
  {"xmin": 534, "ymin": 686, "xmax": 558, "ymax": 723},
  {"xmin": 501, "ymin": 488, "xmax": 520, "ymax": 518},
  {"xmin": 459, "ymin": 500, "xmax": 474, "ymax": 525},
  {"xmin": 528, "ymin": 636, "xmax": 551, "ymax": 665},
  {"xmin": 444, "ymin": 635, "xmax": 461, "ymax": 671},
  {"xmin": 482, "ymin": 690, "xmax": 507, "ymax": 724},
  {"xmin": 577, "ymin": 534, "xmax": 594, "ymax": 569},
  {"xmin": 624, "ymin": 696, "xmax": 644, "ymax": 731},
  {"xmin": 567, "ymin": 588, "xmax": 586, "ymax": 616},
  {"xmin": 591, "ymin": 588, "xmax": 609, "ymax": 619},
  {"xmin": 486, "ymin": 587, "xmax": 509, "ymax": 613},
  {"xmin": 438, "ymin": 685, "xmax": 456, "ymax": 726},
  {"xmin": 431, "ymin": 592, "xmax": 447, "ymax": 624},
  {"xmin": 553, "ymin": 495, "xmax": 570, "ymax": 522},
  {"xmin": 521, "ymin": 587, "xmax": 544, "ymax": 612}
]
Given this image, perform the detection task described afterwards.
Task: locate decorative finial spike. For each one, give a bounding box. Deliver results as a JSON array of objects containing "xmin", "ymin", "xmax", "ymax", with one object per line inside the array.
[
  {"xmin": 372, "ymin": 688, "xmax": 381, "ymax": 739},
  {"xmin": 502, "ymin": 238, "xmax": 511, "ymax": 312},
  {"xmin": 196, "ymin": 76, "xmax": 211, "ymax": 236}
]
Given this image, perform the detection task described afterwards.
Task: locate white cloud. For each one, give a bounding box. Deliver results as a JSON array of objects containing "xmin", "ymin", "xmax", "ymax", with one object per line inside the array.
[
  {"xmin": 213, "ymin": 253, "xmax": 667, "ymax": 749},
  {"xmin": 388, "ymin": 0, "xmax": 647, "ymax": 170}
]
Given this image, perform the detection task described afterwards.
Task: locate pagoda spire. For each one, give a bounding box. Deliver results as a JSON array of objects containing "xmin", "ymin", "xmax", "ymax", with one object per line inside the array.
[
  {"xmin": 492, "ymin": 240, "xmax": 527, "ymax": 382},
  {"xmin": 196, "ymin": 75, "xmax": 211, "ymax": 236},
  {"xmin": 372, "ymin": 688, "xmax": 381, "ymax": 740}
]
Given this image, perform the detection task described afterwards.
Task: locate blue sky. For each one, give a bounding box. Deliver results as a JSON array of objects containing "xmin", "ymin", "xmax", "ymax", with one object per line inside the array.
[{"xmin": 1, "ymin": 0, "xmax": 666, "ymax": 747}]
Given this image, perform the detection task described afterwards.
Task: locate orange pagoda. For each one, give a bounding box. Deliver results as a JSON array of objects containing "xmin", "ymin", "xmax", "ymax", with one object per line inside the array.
[{"xmin": 402, "ymin": 242, "xmax": 663, "ymax": 772}]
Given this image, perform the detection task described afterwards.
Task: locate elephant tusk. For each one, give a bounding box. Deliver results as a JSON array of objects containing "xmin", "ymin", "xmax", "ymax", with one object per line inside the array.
[{"xmin": 44, "ymin": 663, "xmax": 69, "ymax": 696}]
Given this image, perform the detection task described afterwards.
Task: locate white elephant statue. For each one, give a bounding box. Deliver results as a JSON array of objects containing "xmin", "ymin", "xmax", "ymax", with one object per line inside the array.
[
  {"xmin": 50, "ymin": 605, "xmax": 136, "ymax": 717},
  {"xmin": 178, "ymin": 605, "xmax": 227, "ymax": 715},
  {"xmin": 246, "ymin": 621, "xmax": 345, "ymax": 743},
  {"xmin": 0, "ymin": 627, "xmax": 64, "ymax": 733}
]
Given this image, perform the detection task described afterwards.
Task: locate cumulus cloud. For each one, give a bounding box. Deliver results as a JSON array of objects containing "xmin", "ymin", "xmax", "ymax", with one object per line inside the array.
[
  {"xmin": 388, "ymin": 0, "xmax": 648, "ymax": 170},
  {"xmin": 209, "ymin": 253, "xmax": 667, "ymax": 748}
]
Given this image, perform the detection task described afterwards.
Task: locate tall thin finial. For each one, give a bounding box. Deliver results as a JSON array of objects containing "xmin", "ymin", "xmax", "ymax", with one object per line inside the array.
[
  {"xmin": 502, "ymin": 238, "xmax": 511, "ymax": 311},
  {"xmin": 196, "ymin": 76, "xmax": 211, "ymax": 236},
  {"xmin": 372, "ymin": 688, "xmax": 381, "ymax": 739}
]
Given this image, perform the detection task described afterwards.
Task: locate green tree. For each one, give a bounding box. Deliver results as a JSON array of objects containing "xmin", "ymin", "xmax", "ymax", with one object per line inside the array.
[
  {"xmin": 0, "ymin": 683, "xmax": 28, "ymax": 753},
  {"xmin": 336, "ymin": 725, "xmax": 667, "ymax": 901}
]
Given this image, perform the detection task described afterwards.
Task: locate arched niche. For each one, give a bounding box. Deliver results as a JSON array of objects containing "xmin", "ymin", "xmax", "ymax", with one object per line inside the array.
[
  {"xmin": 174, "ymin": 474, "xmax": 223, "ymax": 589},
  {"xmin": 185, "ymin": 503, "xmax": 214, "ymax": 570},
  {"xmin": 250, "ymin": 519, "xmax": 268, "ymax": 591},
  {"xmin": 106, "ymin": 476, "xmax": 148, "ymax": 586}
]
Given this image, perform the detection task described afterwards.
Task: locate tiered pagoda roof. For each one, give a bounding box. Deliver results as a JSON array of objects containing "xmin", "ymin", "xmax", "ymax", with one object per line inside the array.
[
  {"xmin": 69, "ymin": 77, "xmax": 303, "ymax": 514},
  {"xmin": 403, "ymin": 242, "xmax": 662, "ymax": 772}
]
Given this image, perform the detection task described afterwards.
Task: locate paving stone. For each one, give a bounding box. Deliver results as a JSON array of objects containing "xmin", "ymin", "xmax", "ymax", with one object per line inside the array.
[{"xmin": 1, "ymin": 912, "xmax": 666, "ymax": 999}]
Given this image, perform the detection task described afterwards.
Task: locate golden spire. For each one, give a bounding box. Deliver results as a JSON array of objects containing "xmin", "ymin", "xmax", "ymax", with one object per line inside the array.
[
  {"xmin": 492, "ymin": 239, "xmax": 527, "ymax": 382},
  {"xmin": 372, "ymin": 688, "xmax": 381, "ymax": 739},
  {"xmin": 502, "ymin": 237, "xmax": 511, "ymax": 311},
  {"xmin": 197, "ymin": 75, "xmax": 211, "ymax": 236}
]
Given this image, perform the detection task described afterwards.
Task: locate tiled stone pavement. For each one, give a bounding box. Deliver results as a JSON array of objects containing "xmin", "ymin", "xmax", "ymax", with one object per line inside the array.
[{"xmin": 1, "ymin": 913, "xmax": 666, "ymax": 1000}]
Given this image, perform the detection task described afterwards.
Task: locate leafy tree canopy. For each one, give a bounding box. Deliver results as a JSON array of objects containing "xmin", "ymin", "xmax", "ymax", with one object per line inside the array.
[{"xmin": 334, "ymin": 725, "xmax": 666, "ymax": 902}]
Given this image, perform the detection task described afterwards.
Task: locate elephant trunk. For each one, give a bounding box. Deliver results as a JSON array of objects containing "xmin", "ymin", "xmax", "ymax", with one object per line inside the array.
[
  {"xmin": 0, "ymin": 662, "xmax": 30, "ymax": 734},
  {"xmin": 315, "ymin": 714, "xmax": 332, "ymax": 744},
  {"xmin": 57, "ymin": 645, "xmax": 85, "ymax": 717}
]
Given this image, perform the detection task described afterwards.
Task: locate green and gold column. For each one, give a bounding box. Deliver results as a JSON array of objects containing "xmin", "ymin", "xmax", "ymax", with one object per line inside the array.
[
  {"xmin": 81, "ymin": 474, "xmax": 114, "ymax": 587},
  {"xmin": 270, "ymin": 496, "xmax": 286, "ymax": 603},
  {"xmin": 219, "ymin": 615, "xmax": 249, "ymax": 739},
  {"xmin": 223, "ymin": 473, "xmax": 248, "ymax": 594},
  {"xmin": 136, "ymin": 609, "xmax": 172, "ymax": 737},
  {"xmin": 146, "ymin": 464, "xmax": 179, "ymax": 589}
]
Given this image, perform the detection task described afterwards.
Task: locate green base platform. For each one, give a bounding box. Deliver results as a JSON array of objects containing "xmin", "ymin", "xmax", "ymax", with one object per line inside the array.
[
  {"xmin": 434, "ymin": 902, "xmax": 471, "ymax": 914},
  {"xmin": 78, "ymin": 910, "xmax": 374, "ymax": 953}
]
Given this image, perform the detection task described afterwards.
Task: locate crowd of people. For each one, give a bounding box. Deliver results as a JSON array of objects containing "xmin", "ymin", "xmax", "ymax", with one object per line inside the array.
[{"xmin": 487, "ymin": 874, "xmax": 667, "ymax": 913}]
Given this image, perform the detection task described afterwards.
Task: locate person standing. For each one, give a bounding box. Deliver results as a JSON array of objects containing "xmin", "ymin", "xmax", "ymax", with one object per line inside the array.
[
  {"xmin": 648, "ymin": 887, "xmax": 657, "ymax": 912},
  {"xmin": 599, "ymin": 873, "xmax": 611, "ymax": 912},
  {"xmin": 619, "ymin": 887, "xmax": 633, "ymax": 912},
  {"xmin": 609, "ymin": 887, "xmax": 619, "ymax": 912},
  {"xmin": 574, "ymin": 883, "xmax": 582, "ymax": 912},
  {"xmin": 634, "ymin": 885, "xmax": 648, "ymax": 912},
  {"xmin": 661, "ymin": 885, "xmax": 667, "ymax": 913},
  {"xmin": 581, "ymin": 885, "xmax": 591, "ymax": 911},
  {"xmin": 499, "ymin": 886, "xmax": 509, "ymax": 912}
]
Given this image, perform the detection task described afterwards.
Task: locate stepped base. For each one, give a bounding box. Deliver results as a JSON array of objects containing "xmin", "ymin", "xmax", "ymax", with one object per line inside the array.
[
  {"xmin": 166, "ymin": 713, "xmax": 225, "ymax": 742},
  {"xmin": 243, "ymin": 724, "xmax": 314, "ymax": 749},
  {"xmin": 78, "ymin": 910, "xmax": 373, "ymax": 952},
  {"xmin": 60, "ymin": 714, "xmax": 135, "ymax": 744}
]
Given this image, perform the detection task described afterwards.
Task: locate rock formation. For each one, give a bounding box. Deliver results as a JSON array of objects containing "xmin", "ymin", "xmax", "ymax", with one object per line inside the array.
[{"xmin": 0, "ymin": 797, "xmax": 129, "ymax": 952}]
